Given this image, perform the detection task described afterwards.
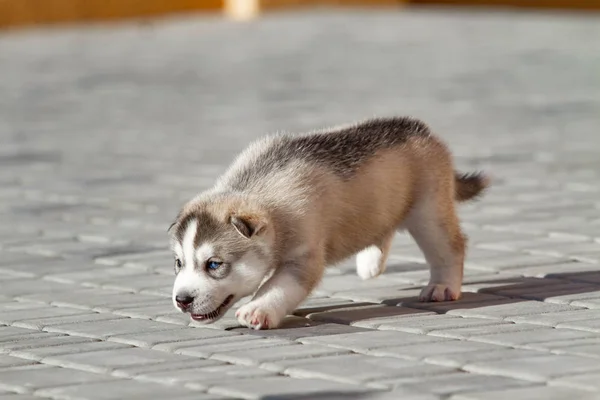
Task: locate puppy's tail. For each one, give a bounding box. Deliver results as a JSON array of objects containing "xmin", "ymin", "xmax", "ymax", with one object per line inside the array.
[{"xmin": 454, "ymin": 171, "xmax": 489, "ymax": 202}]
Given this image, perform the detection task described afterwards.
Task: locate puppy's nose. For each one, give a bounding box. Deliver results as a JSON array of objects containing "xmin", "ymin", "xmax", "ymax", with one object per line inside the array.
[{"xmin": 175, "ymin": 294, "xmax": 194, "ymax": 309}]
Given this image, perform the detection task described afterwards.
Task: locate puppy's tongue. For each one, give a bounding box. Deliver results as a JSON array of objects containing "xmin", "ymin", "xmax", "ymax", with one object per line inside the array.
[{"xmin": 191, "ymin": 314, "xmax": 206, "ymax": 320}]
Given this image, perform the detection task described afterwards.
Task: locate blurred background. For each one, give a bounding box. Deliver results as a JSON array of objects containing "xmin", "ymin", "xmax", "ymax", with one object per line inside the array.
[
  {"xmin": 1, "ymin": 0, "xmax": 599, "ymax": 230},
  {"xmin": 2, "ymin": 0, "xmax": 600, "ymax": 29},
  {"xmin": 0, "ymin": 1, "xmax": 599, "ymax": 398}
]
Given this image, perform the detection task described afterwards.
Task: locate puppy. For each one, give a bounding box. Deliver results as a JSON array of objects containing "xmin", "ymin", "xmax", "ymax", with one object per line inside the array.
[{"xmin": 169, "ymin": 117, "xmax": 488, "ymax": 330}]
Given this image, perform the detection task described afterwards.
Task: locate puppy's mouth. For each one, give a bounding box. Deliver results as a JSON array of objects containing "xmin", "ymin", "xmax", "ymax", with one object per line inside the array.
[{"xmin": 190, "ymin": 295, "xmax": 234, "ymax": 322}]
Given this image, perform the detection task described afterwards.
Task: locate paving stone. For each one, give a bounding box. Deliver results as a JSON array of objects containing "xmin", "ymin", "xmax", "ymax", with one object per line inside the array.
[
  {"xmin": 0, "ymin": 298, "xmax": 12, "ymax": 307},
  {"xmin": 299, "ymin": 330, "xmax": 450, "ymax": 352},
  {"xmin": 18, "ymin": 288, "xmax": 165, "ymax": 311},
  {"xmin": 0, "ymin": 280, "xmax": 75, "ymax": 298},
  {"xmin": 138, "ymin": 286, "xmax": 171, "ymax": 298},
  {"xmin": 138, "ymin": 364, "xmax": 277, "ymax": 388},
  {"xmin": 0, "ymin": 331, "xmax": 63, "ymax": 346},
  {"xmin": 475, "ymin": 236, "xmax": 588, "ymax": 253},
  {"xmin": 502, "ymin": 262, "xmax": 600, "ymax": 279},
  {"xmin": 329, "ymin": 286, "xmax": 424, "ymax": 304},
  {"xmin": 36, "ymin": 379, "xmax": 203, "ymax": 400},
  {"xmin": 152, "ymin": 334, "xmax": 267, "ymax": 353},
  {"xmin": 531, "ymin": 242, "xmax": 600, "ymax": 258},
  {"xmin": 461, "ymin": 277, "xmax": 565, "ymax": 293},
  {"xmin": 492, "ymin": 282, "xmax": 600, "ymax": 302},
  {"xmin": 508, "ymin": 309, "xmax": 600, "ymax": 327},
  {"xmin": 10, "ymin": 341, "xmax": 132, "ymax": 361},
  {"xmin": 563, "ymin": 271, "xmax": 600, "ymax": 285},
  {"xmin": 99, "ymin": 274, "xmax": 170, "ymax": 293},
  {"xmin": 108, "ymin": 326, "xmax": 239, "ymax": 348},
  {"xmin": 0, "ymin": 305, "xmax": 93, "ymax": 325},
  {"xmin": 447, "ymin": 301, "xmax": 578, "ymax": 320},
  {"xmin": 293, "ymin": 297, "xmax": 361, "ymax": 316},
  {"xmin": 0, "ymin": 253, "xmax": 61, "ymax": 272},
  {"xmin": 541, "ymin": 340, "xmax": 600, "ymax": 358},
  {"xmin": 212, "ymin": 343, "xmax": 352, "ymax": 369},
  {"xmin": 12, "ymin": 313, "xmax": 126, "ymax": 330},
  {"xmin": 154, "ymin": 395, "xmax": 232, "ymax": 400},
  {"xmin": 0, "ymin": 303, "xmax": 39, "ymax": 312},
  {"xmin": 466, "ymin": 327, "xmax": 598, "ymax": 346},
  {"xmin": 41, "ymin": 347, "xmax": 202, "ymax": 374},
  {"xmin": 94, "ymin": 250, "xmax": 171, "ymax": 269},
  {"xmin": 522, "ymin": 337, "xmax": 600, "ymax": 352},
  {"xmin": 110, "ymin": 303, "xmax": 176, "ymax": 319},
  {"xmin": 427, "ymin": 322, "xmax": 544, "ymax": 339},
  {"xmin": 232, "ymin": 322, "xmax": 371, "ymax": 340},
  {"xmin": 0, "ymin": 355, "xmax": 38, "ymax": 369},
  {"xmin": 0, "ymin": 335, "xmax": 96, "ymax": 354},
  {"xmin": 111, "ymin": 358, "xmax": 224, "ymax": 378},
  {"xmin": 555, "ymin": 319, "xmax": 600, "ymax": 332},
  {"xmin": 399, "ymin": 292, "xmax": 506, "ymax": 311},
  {"xmin": 551, "ymin": 371, "xmax": 600, "ymax": 391},
  {"xmin": 0, "ymin": 257, "xmax": 102, "ymax": 278},
  {"xmin": 314, "ymin": 275, "xmax": 401, "ymax": 297},
  {"xmin": 375, "ymin": 315, "xmax": 504, "ymax": 334},
  {"xmin": 425, "ymin": 348, "xmax": 548, "ymax": 368},
  {"xmin": 0, "ymin": 327, "xmax": 44, "ymax": 338},
  {"xmin": 571, "ymin": 298, "xmax": 600, "ymax": 309},
  {"xmin": 464, "ymin": 354, "xmax": 600, "ymax": 382},
  {"xmin": 44, "ymin": 318, "xmax": 180, "ymax": 339},
  {"xmin": 44, "ymin": 268, "xmax": 155, "ymax": 286},
  {"xmin": 368, "ymin": 340, "xmax": 505, "ymax": 361},
  {"xmin": 376, "ymin": 372, "xmax": 534, "ymax": 395},
  {"xmin": 465, "ymin": 254, "xmax": 573, "ymax": 272},
  {"xmin": 450, "ymin": 385, "xmax": 597, "ymax": 400},
  {"xmin": 0, "ymin": 364, "xmax": 114, "ymax": 393},
  {"xmin": 176, "ymin": 337, "xmax": 294, "ymax": 358},
  {"xmin": 540, "ymin": 290, "xmax": 600, "ymax": 306},
  {"xmin": 270, "ymin": 353, "xmax": 453, "ymax": 384},
  {"xmin": 153, "ymin": 312, "xmax": 191, "ymax": 326},
  {"xmin": 307, "ymin": 305, "xmax": 430, "ymax": 327},
  {"xmin": 207, "ymin": 375, "xmax": 382, "ymax": 400}
]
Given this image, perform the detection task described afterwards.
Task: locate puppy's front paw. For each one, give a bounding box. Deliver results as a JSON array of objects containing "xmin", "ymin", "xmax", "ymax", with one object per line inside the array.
[
  {"xmin": 235, "ymin": 301, "xmax": 285, "ymax": 330},
  {"xmin": 419, "ymin": 283, "xmax": 461, "ymax": 302}
]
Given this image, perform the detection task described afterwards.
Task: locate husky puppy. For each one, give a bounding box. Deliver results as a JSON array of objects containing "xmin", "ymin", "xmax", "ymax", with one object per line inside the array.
[{"xmin": 169, "ymin": 117, "xmax": 488, "ymax": 330}]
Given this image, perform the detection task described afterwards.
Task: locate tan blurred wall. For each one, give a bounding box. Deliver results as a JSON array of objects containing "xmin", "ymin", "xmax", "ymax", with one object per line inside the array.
[
  {"xmin": 413, "ymin": 0, "xmax": 600, "ymax": 10},
  {"xmin": 0, "ymin": 0, "xmax": 598, "ymax": 30},
  {"xmin": 0, "ymin": 0, "xmax": 223, "ymax": 30}
]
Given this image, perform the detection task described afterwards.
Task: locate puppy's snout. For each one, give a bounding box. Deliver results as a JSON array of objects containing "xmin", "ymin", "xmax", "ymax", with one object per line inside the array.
[{"xmin": 175, "ymin": 293, "xmax": 194, "ymax": 310}]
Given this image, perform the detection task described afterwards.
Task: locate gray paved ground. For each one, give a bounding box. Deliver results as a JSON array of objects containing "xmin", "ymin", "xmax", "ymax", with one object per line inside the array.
[{"xmin": 0, "ymin": 6, "xmax": 600, "ymax": 400}]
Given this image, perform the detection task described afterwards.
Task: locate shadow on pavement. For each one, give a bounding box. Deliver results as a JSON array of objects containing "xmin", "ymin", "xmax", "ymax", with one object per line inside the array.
[
  {"xmin": 261, "ymin": 391, "xmax": 391, "ymax": 400},
  {"xmin": 231, "ymin": 268, "xmax": 600, "ymax": 337}
]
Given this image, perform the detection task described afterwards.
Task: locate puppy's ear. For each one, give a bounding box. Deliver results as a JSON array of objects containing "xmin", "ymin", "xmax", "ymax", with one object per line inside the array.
[
  {"xmin": 230, "ymin": 214, "xmax": 267, "ymax": 239},
  {"xmin": 167, "ymin": 210, "xmax": 183, "ymax": 234},
  {"xmin": 167, "ymin": 221, "xmax": 176, "ymax": 233}
]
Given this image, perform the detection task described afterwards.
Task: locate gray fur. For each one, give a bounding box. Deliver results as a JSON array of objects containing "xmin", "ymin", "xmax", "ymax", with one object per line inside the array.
[
  {"xmin": 172, "ymin": 211, "xmax": 252, "ymax": 273},
  {"xmin": 227, "ymin": 117, "xmax": 430, "ymax": 190}
]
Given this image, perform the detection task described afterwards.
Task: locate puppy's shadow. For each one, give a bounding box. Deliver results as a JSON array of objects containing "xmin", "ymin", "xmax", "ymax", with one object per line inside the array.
[
  {"xmin": 261, "ymin": 391, "xmax": 390, "ymax": 400},
  {"xmin": 231, "ymin": 269, "xmax": 600, "ymax": 338}
]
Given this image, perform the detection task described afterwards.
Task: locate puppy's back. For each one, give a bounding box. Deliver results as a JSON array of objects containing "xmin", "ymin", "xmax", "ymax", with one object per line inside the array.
[{"xmin": 220, "ymin": 117, "xmax": 431, "ymax": 193}]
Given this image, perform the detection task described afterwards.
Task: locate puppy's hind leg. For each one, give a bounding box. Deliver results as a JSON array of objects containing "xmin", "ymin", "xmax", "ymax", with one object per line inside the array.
[
  {"xmin": 405, "ymin": 193, "xmax": 466, "ymax": 302},
  {"xmin": 356, "ymin": 231, "xmax": 395, "ymax": 280}
]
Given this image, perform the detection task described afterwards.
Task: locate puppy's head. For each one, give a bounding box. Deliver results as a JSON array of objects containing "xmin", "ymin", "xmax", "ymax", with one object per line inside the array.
[{"xmin": 168, "ymin": 196, "xmax": 274, "ymax": 323}]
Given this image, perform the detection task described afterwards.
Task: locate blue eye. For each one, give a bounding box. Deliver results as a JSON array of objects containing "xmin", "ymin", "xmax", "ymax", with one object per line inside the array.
[{"xmin": 206, "ymin": 261, "xmax": 222, "ymax": 270}]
